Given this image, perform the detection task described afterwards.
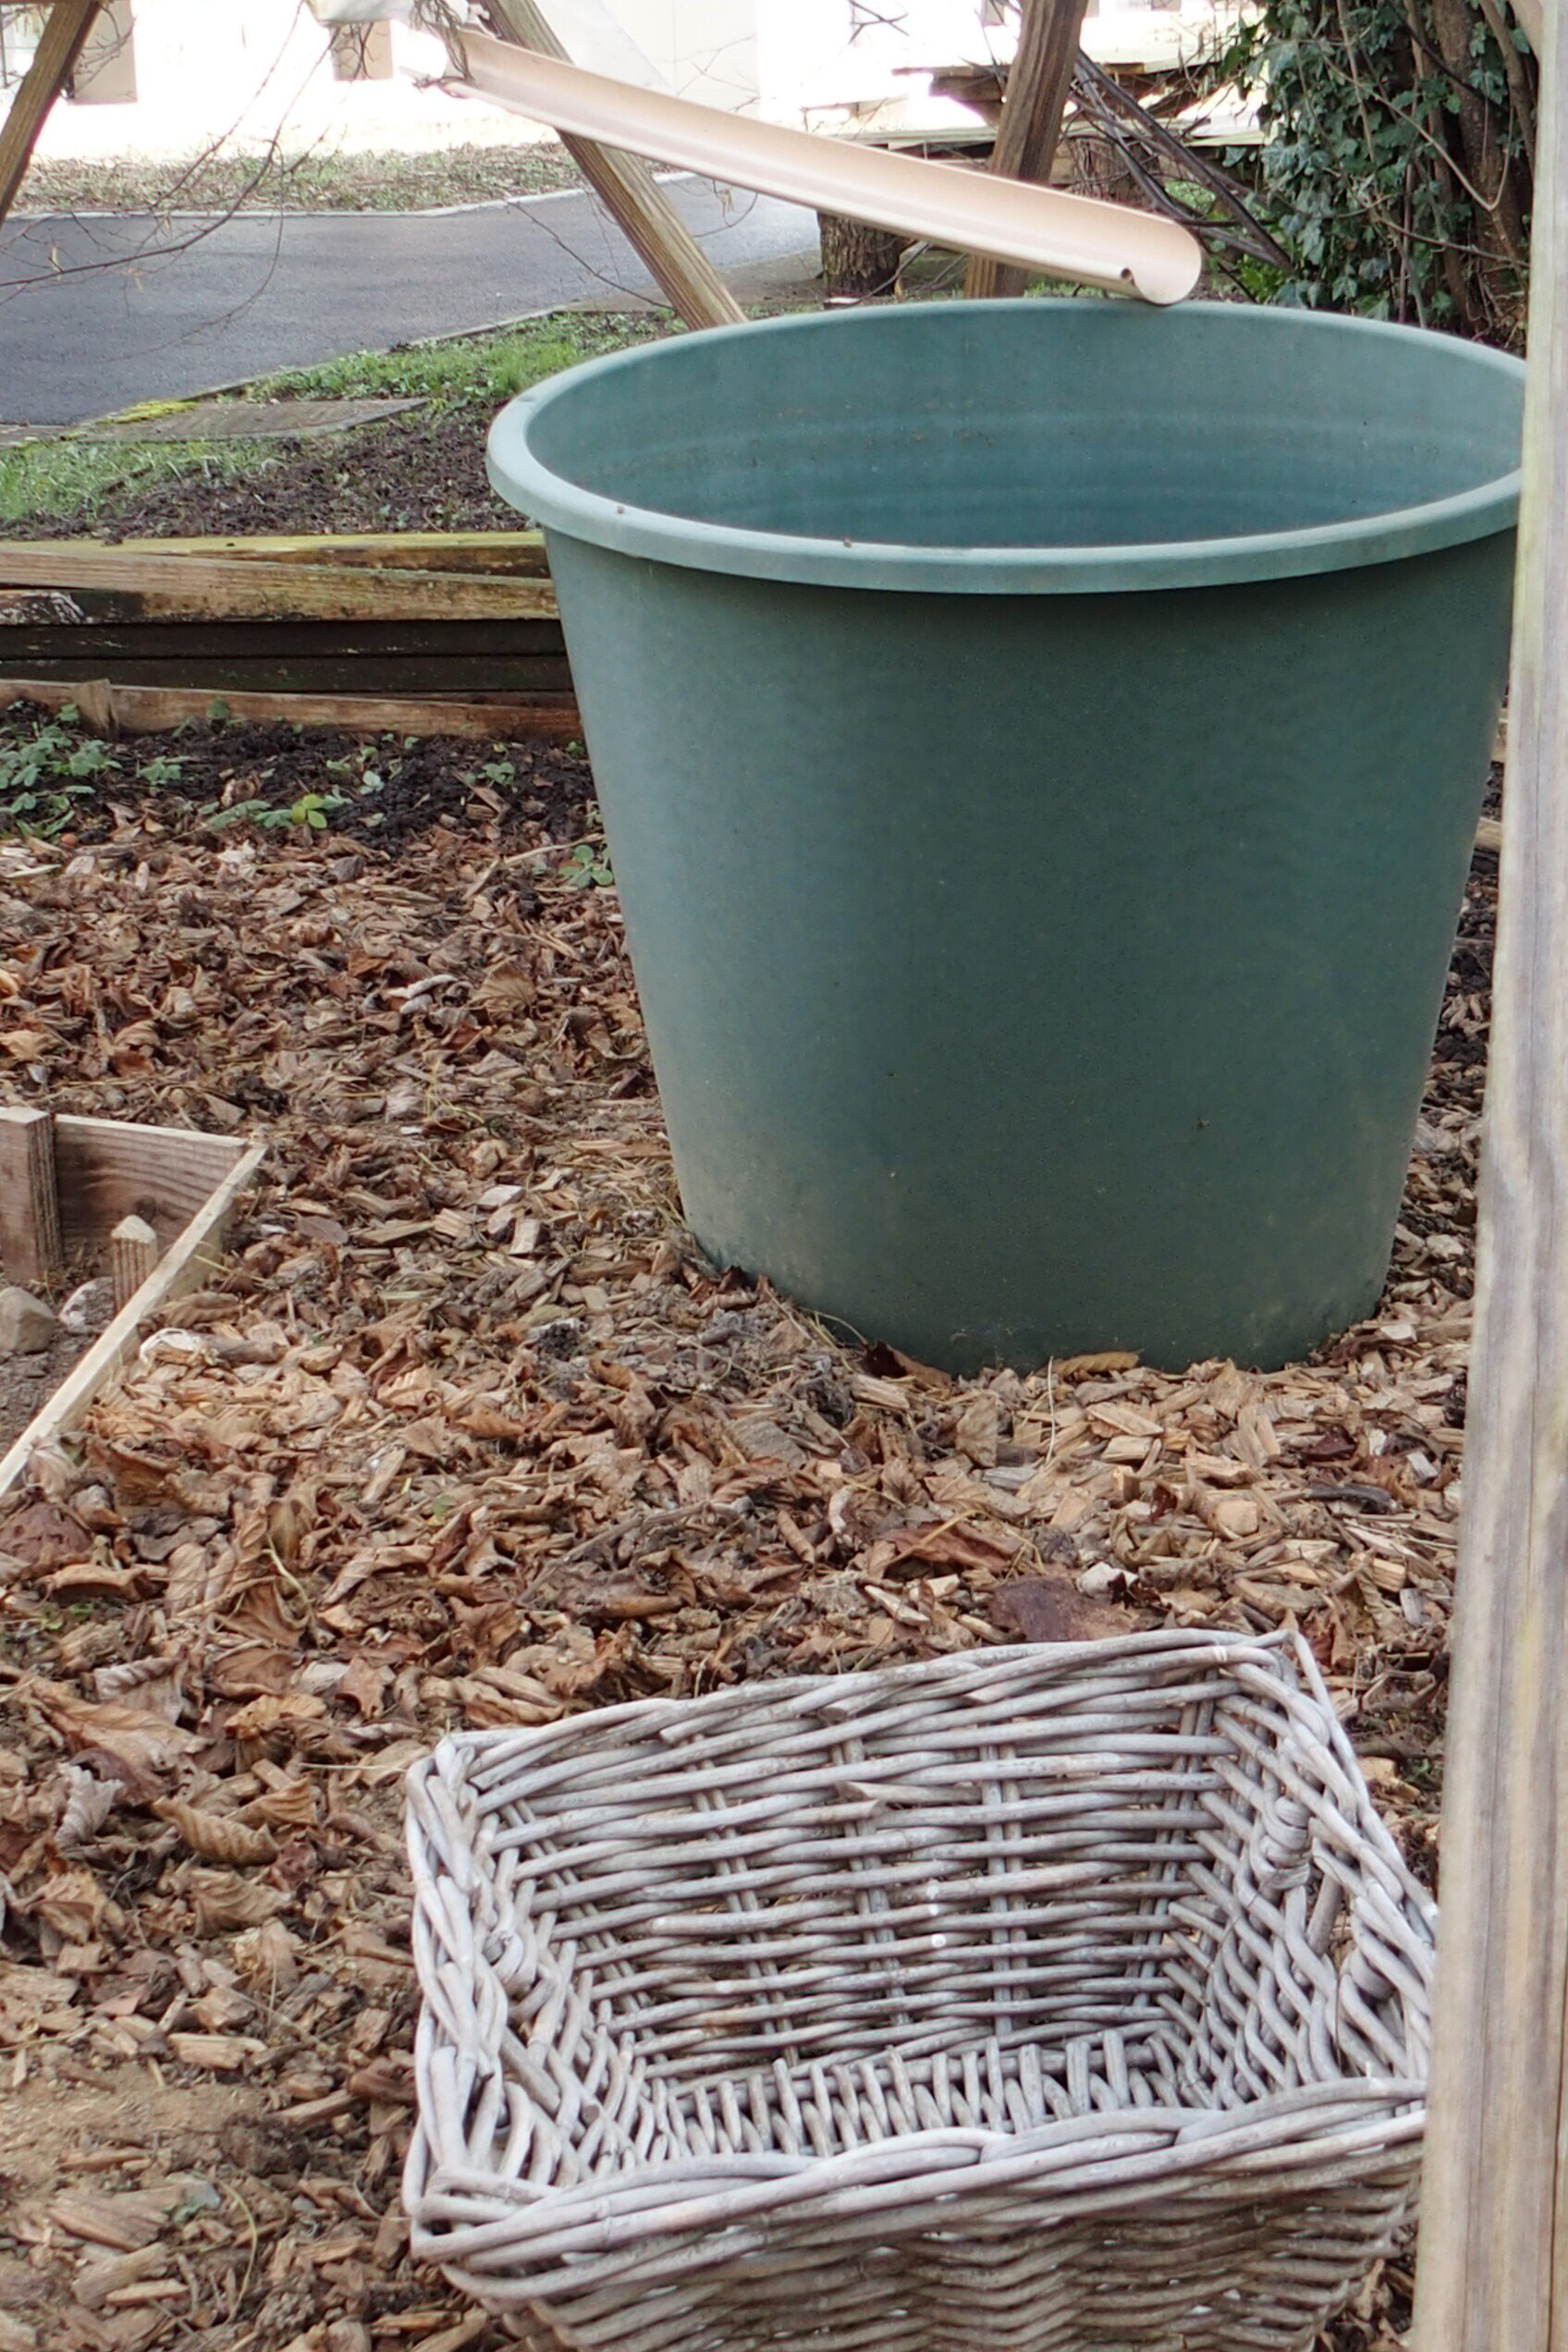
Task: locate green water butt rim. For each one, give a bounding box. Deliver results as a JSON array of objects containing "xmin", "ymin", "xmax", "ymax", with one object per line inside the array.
[{"xmin": 486, "ymin": 300, "xmax": 1524, "ymax": 597}]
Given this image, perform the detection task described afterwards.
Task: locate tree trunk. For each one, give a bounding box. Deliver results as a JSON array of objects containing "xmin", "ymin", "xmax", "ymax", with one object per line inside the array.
[{"xmin": 818, "ymin": 213, "xmax": 906, "ymax": 297}]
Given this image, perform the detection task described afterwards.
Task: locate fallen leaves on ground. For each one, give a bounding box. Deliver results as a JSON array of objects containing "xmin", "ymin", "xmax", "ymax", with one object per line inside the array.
[{"xmin": 0, "ymin": 719, "xmax": 1497, "ymax": 2352}]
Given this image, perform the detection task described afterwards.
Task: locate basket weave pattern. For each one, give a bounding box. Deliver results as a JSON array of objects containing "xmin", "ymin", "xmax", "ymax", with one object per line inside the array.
[{"xmin": 405, "ymin": 1630, "xmax": 1434, "ymax": 2352}]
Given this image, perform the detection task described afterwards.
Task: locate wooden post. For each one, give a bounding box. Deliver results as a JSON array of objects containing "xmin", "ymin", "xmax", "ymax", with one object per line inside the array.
[
  {"xmin": 0, "ymin": 1106, "xmax": 62, "ymax": 1291},
  {"xmin": 1410, "ymin": 8, "xmax": 1568, "ymax": 2347},
  {"xmin": 481, "ymin": 1, "xmax": 745, "ymax": 331},
  {"xmin": 109, "ymin": 1214, "xmax": 159, "ymax": 1312},
  {"xmin": 963, "ymin": 0, "xmax": 1090, "ymax": 299},
  {"xmin": 0, "ymin": 2, "xmax": 103, "ymax": 230}
]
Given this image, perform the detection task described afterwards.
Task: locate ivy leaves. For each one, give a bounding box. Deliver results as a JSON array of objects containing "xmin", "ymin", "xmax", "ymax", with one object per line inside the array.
[{"xmin": 1226, "ymin": 0, "xmax": 1533, "ymax": 342}]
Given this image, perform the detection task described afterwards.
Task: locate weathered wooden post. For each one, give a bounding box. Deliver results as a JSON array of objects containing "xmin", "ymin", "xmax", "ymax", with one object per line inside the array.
[
  {"xmin": 1412, "ymin": 4, "xmax": 1568, "ymax": 2345},
  {"xmin": 964, "ymin": 0, "xmax": 1090, "ymax": 298}
]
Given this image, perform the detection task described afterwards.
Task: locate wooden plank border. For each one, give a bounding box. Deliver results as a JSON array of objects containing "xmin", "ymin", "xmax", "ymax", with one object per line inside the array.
[
  {"xmin": 0, "ymin": 1135, "xmax": 265, "ymax": 1501},
  {"xmin": 0, "ymin": 677, "xmax": 582, "ymax": 742},
  {"xmin": 0, "ymin": 543, "xmax": 558, "ymax": 623},
  {"xmin": 14, "ymin": 530, "xmax": 553, "ymax": 576}
]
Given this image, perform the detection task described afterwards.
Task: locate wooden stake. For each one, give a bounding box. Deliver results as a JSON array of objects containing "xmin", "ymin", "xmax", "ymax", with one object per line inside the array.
[
  {"xmin": 963, "ymin": 0, "xmax": 1091, "ymax": 299},
  {"xmin": 480, "ymin": 1, "xmax": 745, "ymax": 331},
  {"xmin": 0, "ymin": 1107, "xmax": 62, "ymax": 1291},
  {"xmin": 108, "ymin": 1214, "xmax": 158, "ymax": 1313},
  {"xmin": 1411, "ymin": 10, "xmax": 1568, "ymax": 2348},
  {"xmin": 0, "ymin": 3, "xmax": 103, "ymax": 230}
]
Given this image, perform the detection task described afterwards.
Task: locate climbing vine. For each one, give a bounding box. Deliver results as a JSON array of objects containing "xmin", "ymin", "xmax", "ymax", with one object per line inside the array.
[{"xmin": 1225, "ymin": 0, "xmax": 1536, "ymax": 344}]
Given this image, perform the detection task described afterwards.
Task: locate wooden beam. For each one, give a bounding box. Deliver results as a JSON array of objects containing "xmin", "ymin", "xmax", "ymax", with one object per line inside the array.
[
  {"xmin": 0, "ymin": 1107, "xmax": 62, "ymax": 1292},
  {"xmin": 14, "ymin": 530, "xmax": 553, "ymax": 578},
  {"xmin": 0, "ymin": 543, "xmax": 558, "ymax": 623},
  {"xmin": 0, "ymin": 649, "xmax": 573, "ymax": 694},
  {"xmin": 0, "ymin": 1, "xmax": 102, "ymax": 230},
  {"xmin": 0, "ymin": 677, "xmax": 581, "ymax": 742},
  {"xmin": 480, "ymin": 1, "xmax": 745, "ymax": 331},
  {"xmin": 1410, "ymin": 5, "xmax": 1568, "ymax": 2346},
  {"xmin": 964, "ymin": 0, "xmax": 1092, "ymax": 299}
]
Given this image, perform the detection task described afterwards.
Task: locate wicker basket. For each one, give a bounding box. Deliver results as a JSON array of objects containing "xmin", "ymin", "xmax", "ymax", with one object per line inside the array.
[{"xmin": 404, "ymin": 1629, "xmax": 1434, "ymax": 2352}]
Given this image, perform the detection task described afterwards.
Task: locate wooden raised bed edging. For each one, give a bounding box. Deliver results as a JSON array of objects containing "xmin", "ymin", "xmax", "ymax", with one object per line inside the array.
[
  {"xmin": 0, "ymin": 530, "xmax": 574, "ymax": 707},
  {"xmin": 0, "ymin": 678, "xmax": 582, "ymax": 743},
  {"xmin": 0, "ymin": 1107, "xmax": 264, "ymax": 1501}
]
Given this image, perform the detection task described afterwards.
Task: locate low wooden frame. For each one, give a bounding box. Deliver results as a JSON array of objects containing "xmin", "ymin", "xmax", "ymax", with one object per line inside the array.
[
  {"xmin": 0, "ymin": 677, "xmax": 582, "ymax": 743},
  {"xmin": 0, "ymin": 1108, "xmax": 264, "ymax": 1500},
  {"xmin": 0, "ymin": 530, "xmax": 572, "ymax": 704}
]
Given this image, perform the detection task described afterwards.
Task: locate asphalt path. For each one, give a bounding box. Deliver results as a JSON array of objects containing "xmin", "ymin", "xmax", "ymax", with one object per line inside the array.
[{"xmin": 0, "ymin": 178, "xmax": 816, "ymax": 425}]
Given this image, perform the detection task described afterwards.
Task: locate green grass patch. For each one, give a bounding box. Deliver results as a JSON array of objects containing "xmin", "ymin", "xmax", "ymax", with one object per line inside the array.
[
  {"xmin": 250, "ymin": 312, "xmax": 668, "ymax": 412},
  {"xmin": 0, "ymin": 314, "xmax": 666, "ymax": 533},
  {"xmin": 0, "ymin": 437, "xmax": 274, "ymax": 529}
]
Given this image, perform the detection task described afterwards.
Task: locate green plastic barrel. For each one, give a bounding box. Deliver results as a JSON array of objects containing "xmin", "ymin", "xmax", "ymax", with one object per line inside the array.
[{"xmin": 488, "ymin": 300, "xmax": 1523, "ymax": 1374}]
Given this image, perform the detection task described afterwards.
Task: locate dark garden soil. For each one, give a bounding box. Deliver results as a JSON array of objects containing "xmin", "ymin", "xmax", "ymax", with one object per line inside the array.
[
  {"xmin": 0, "ymin": 700, "xmax": 1496, "ymax": 2352},
  {"xmin": 5, "ymin": 413, "xmax": 519, "ymax": 544}
]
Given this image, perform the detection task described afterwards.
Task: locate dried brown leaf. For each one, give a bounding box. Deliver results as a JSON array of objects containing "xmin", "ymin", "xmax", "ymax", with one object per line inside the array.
[
  {"xmin": 185, "ymin": 1869, "xmax": 292, "ymax": 1937},
  {"xmin": 152, "ymin": 1800, "xmax": 277, "ymax": 1867},
  {"xmin": 0, "ymin": 1502, "xmax": 92, "ymax": 1572},
  {"xmin": 55, "ymin": 1766, "xmax": 117, "ymax": 1855},
  {"xmin": 30, "ymin": 1683, "xmax": 200, "ymax": 1776}
]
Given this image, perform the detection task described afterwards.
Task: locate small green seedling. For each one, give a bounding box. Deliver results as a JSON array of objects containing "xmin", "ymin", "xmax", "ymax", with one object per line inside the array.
[
  {"xmin": 560, "ymin": 837, "xmax": 614, "ymax": 889},
  {"xmin": 0, "ymin": 712, "xmax": 118, "ymax": 837}
]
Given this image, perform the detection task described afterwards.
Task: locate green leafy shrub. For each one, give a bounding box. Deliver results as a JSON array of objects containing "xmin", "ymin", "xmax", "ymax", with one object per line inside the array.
[{"xmin": 1227, "ymin": 0, "xmax": 1535, "ymax": 343}]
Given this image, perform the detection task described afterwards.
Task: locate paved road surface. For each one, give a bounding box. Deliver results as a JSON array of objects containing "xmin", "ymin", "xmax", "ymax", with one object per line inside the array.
[{"xmin": 0, "ymin": 178, "xmax": 817, "ymax": 426}]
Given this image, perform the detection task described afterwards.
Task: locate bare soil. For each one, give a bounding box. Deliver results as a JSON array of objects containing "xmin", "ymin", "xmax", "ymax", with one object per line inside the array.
[
  {"xmin": 3, "ymin": 413, "xmax": 516, "ymax": 544},
  {"xmin": 1, "ymin": 1325, "xmax": 89, "ymax": 1458}
]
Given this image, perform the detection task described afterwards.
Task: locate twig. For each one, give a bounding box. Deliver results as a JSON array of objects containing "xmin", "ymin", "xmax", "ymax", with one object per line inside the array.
[{"xmin": 1072, "ymin": 53, "xmax": 1295, "ymax": 273}]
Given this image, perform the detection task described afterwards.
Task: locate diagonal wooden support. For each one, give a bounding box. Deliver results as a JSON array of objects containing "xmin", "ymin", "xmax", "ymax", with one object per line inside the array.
[
  {"xmin": 482, "ymin": 0, "xmax": 744, "ymax": 330},
  {"xmin": 0, "ymin": 2, "xmax": 103, "ymax": 231},
  {"xmin": 1411, "ymin": 5, "xmax": 1568, "ymax": 2346}
]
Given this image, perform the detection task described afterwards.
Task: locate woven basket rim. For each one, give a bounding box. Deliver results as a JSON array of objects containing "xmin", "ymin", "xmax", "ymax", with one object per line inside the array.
[
  {"xmin": 404, "ymin": 1626, "xmax": 1436, "ymax": 2315},
  {"xmin": 411, "ymin": 1627, "xmax": 1390, "ymax": 1807}
]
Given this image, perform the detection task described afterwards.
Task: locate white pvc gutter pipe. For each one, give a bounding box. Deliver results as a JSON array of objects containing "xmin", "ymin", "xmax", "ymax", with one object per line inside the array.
[{"xmin": 449, "ymin": 30, "xmax": 1205, "ymax": 307}]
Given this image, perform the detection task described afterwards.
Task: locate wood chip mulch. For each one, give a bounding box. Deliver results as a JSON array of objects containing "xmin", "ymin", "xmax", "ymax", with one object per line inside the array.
[{"xmin": 0, "ymin": 732, "xmax": 1497, "ymax": 2352}]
